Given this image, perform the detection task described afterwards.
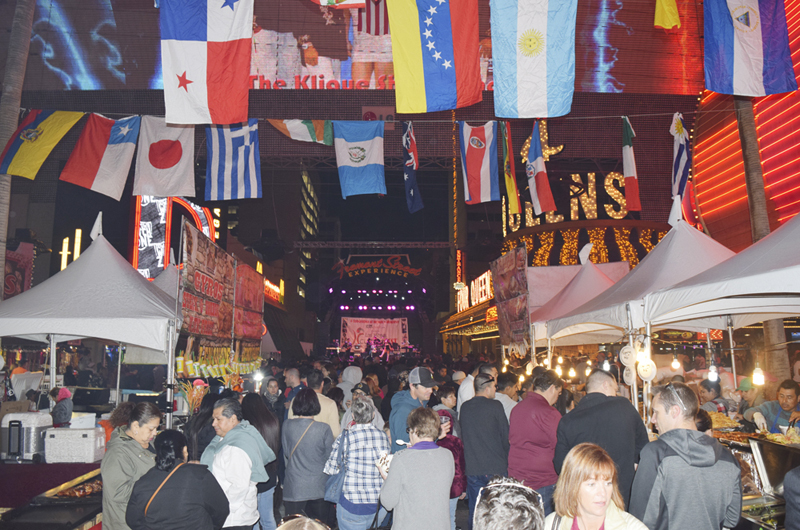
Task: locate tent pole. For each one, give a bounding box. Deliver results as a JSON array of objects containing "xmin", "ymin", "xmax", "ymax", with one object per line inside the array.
[
  {"xmin": 547, "ymin": 338, "xmax": 552, "ymax": 368},
  {"xmin": 165, "ymin": 320, "xmax": 176, "ymax": 429},
  {"xmin": 116, "ymin": 344, "xmax": 124, "ymax": 407},
  {"xmin": 644, "ymin": 322, "xmax": 652, "ymax": 420},
  {"xmin": 49, "ymin": 334, "xmax": 56, "ymax": 390},
  {"xmin": 727, "ymin": 316, "xmax": 737, "ymax": 383},
  {"xmin": 626, "ymin": 304, "xmax": 639, "ymax": 415},
  {"xmin": 705, "ymin": 328, "xmax": 713, "ymax": 366},
  {"xmin": 531, "ymin": 325, "xmax": 536, "ymax": 368}
]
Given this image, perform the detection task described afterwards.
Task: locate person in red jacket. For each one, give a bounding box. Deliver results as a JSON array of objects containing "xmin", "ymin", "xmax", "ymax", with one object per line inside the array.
[{"xmin": 436, "ymin": 409, "xmax": 466, "ymax": 530}]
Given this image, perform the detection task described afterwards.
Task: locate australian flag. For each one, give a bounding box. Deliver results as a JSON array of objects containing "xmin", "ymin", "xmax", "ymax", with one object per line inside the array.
[{"xmin": 402, "ymin": 122, "xmax": 423, "ymax": 213}]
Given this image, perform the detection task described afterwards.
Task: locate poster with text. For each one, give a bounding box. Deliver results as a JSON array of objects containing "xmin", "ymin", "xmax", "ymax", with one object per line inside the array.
[
  {"xmin": 235, "ymin": 263, "xmax": 265, "ymax": 340},
  {"xmin": 340, "ymin": 317, "xmax": 408, "ymax": 349},
  {"xmin": 4, "ymin": 242, "xmax": 34, "ymax": 300},
  {"xmin": 497, "ymin": 294, "xmax": 529, "ymax": 345},
  {"xmin": 491, "ymin": 245, "xmax": 528, "ymax": 302},
  {"xmin": 181, "ymin": 221, "xmax": 236, "ymax": 339}
]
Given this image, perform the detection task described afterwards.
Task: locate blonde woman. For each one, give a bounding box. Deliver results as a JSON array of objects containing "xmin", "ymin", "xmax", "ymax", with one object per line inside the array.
[{"xmin": 545, "ymin": 444, "xmax": 646, "ymax": 530}]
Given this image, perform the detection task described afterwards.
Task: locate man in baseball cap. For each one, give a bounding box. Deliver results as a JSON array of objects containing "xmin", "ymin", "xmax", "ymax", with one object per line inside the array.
[
  {"xmin": 452, "ymin": 371, "xmax": 467, "ymax": 386},
  {"xmin": 389, "ymin": 367, "xmax": 437, "ymax": 452},
  {"xmin": 735, "ymin": 377, "xmax": 764, "ymax": 420}
]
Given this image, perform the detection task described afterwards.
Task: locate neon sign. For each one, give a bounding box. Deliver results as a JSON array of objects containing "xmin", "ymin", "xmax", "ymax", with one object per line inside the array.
[{"xmin": 471, "ymin": 271, "xmax": 493, "ymax": 306}]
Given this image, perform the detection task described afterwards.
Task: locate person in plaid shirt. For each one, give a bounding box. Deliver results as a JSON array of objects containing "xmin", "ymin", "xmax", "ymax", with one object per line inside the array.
[{"xmin": 324, "ymin": 396, "xmax": 390, "ymax": 530}]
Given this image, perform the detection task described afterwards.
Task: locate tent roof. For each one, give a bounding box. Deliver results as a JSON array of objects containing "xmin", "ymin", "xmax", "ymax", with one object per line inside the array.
[
  {"xmin": 547, "ymin": 222, "xmax": 735, "ymax": 342},
  {"xmin": 644, "ymin": 213, "xmax": 800, "ymax": 330},
  {"xmin": 529, "ymin": 261, "xmax": 617, "ymax": 346},
  {"xmin": 0, "ymin": 235, "xmax": 178, "ymax": 350}
]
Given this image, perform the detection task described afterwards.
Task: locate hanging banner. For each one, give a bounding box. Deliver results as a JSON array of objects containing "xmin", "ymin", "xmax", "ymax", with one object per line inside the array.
[
  {"xmin": 490, "ymin": 245, "xmax": 528, "ymax": 302},
  {"xmin": 181, "ymin": 221, "xmax": 236, "ymax": 339},
  {"xmin": 496, "ymin": 294, "xmax": 530, "ymax": 345},
  {"xmin": 235, "ymin": 263, "xmax": 265, "ymax": 340},
  {"xmin": 4, "ymin": 242, "xmax": 34, "ymax": 300},
  {"xmin": 340, "ymin": 317, "xmax": 408, "ymax": 350}
]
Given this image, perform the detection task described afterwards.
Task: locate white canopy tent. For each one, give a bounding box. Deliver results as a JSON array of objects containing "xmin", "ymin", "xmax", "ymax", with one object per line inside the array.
[
  {"xmin": 547, "ymin": 221, "xmax": 735, "ymax": 343},
  {"xmin": 643, "ymin": 212, "xmax": 800, "ymax": 331}
]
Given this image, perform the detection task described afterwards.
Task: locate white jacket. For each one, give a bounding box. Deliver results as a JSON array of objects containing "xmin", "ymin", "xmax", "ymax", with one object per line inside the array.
[{"xmin": 543, "ymin": 503, "xmax": 647, "ymax": 530}]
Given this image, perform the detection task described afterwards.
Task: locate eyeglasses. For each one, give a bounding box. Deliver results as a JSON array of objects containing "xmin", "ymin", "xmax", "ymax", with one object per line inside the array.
[{"xmin": 279, "ymin": 514, "xmax": 331, "ymax": 530}]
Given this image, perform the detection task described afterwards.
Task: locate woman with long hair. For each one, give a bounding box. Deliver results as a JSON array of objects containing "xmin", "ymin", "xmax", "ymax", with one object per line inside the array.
[
  {"xmin": 242, "ymin": 393, "xmax": 282, "ymax": 530},
  {"xmin": 126, "ymin": 429, "xmax": 229, "ymax": 530},
  {"xmin": 101, "ymin": 402, "xmax": 163, "ymax": 530},
  {"xmin": 184, "ymin": 393, "xmax": 222, "ymax": 461},
  {"xmin": 545, "ymin": 443, "xmax": 646, "ymax": 530}
]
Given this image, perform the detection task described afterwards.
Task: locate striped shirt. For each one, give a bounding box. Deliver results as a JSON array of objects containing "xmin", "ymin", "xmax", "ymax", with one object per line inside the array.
[
  {"xmin": 324, "ymin": 423, "xmax": 390, "ymax": 505},
  {"xmin": 357, "ymin": 0, "xmax": 389, "ymax": 36}
]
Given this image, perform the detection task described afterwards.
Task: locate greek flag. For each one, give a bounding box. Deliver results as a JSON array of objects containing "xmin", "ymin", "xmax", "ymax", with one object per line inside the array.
[{"xmin": 205, "ymin": 119, "xmax": 262, "ymax": 201}]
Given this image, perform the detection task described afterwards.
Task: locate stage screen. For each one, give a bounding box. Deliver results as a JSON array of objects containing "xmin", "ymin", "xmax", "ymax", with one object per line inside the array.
[{"xmin": 10, "ymin": 0, "xmax": 702, "ymax": 94}]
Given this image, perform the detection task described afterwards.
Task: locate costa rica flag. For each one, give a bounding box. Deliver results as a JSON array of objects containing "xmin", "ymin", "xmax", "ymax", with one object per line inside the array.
[
  {"xmin": 458, "ymin": 121, "xmax": 500, "ymax": 205},
  {"xmin": 160, "ymin": 0, "xmax": 253, "ymax": 124}
]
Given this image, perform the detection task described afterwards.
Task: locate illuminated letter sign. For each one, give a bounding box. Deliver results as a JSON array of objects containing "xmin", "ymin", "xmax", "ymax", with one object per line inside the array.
[
  {"xmin": 471, "ymin": 271, "xmax": 493, "ymax": 306},
  {"xmin": 456, "ymin": 288, "xmax": 469, "ymax": 313}
]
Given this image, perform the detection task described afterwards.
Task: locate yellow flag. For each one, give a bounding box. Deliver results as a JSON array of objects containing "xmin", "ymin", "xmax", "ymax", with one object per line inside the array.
[
  {"xmin": 0, "ymin": 110, "xmax": 84, "ymax": 180},
  {"xmin": 655, "ymin": 0, "xmax": 681, "ymax": 30}
]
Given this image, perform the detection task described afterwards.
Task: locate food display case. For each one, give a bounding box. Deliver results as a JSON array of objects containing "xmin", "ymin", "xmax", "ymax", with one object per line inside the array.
[{"xmin": 0, "ymin": 469, "xmax": 103, "ymax": 530}]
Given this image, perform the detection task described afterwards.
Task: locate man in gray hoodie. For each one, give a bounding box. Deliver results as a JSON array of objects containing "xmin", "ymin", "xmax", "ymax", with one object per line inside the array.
[{"xmin": 629, "ymin": 382, "xmax": 742, "ymax": 530}]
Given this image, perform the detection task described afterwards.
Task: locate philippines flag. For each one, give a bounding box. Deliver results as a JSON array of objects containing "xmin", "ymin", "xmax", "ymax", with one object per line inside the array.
[
  {"xmin": 704, "ymin": 0, "xmax": 797, "ymax": 96},
  {"xmin": 458, "ymin": 121, "xmax": 500, "ymax": 205},
  {"xmin": 526, "ymin": 120, "xmax": 556, "ymax": 215},
  {"xmin": 60, "ymin": 115, "xmax": 141, "ymax": 201},
  {"xmin": 206, "ymin": 119, "xmax": 261, "ymax": 201},
  {"xmin": 333, "ymin": 121, "xmax": 387, "ymax": 199},
  {"xmin": 490, "ymin": 0, "xmax": 578, "ymax": 118},
  {"xmin": 161, "ymin": 0, "xmax": 253, "ymax": 124},
  {"xmin": 402, "ymin": 122, "xmax": 424, "ymax": 214}
]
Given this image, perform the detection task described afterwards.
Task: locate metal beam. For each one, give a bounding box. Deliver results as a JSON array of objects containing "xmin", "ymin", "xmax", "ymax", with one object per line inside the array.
[{"xmin": 293, "ymin": 241, "xmax": 452, "ymax": 249}]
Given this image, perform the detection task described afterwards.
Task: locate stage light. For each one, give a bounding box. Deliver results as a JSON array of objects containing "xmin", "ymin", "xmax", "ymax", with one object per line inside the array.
[
  {"xmin": 422, "ymin": 288, "xmax": 427, "ymax": 293},
  {"xmin": 341, "ymin": 290, "xmax": 346, "ymax": 294},
  {"xmin": 372, "ymin": 306, "xmax": 376, "ymax": 310},
  {"xmin": 329, "ymin": 288, "xmax": 333, "ymax": 293},
  {"xmin": 373, "ymin": 290, "xmax": 377, "ymax": 293},
  {"xmin": 378, "ymin": 306, "xmax": 382, "ymax": 310},
  {"xmin": 410, "ymin": 305, "xmax": 415, "ymax": 310},
  {"xmin": 339, "ymin": 305, "xmax": 345, "ymax": 310},
  {"xmin": 344, "ymin": 306, "xmax": 349, "ymax": 310},
  {"xmin": 408, "ymin": 290, "xmax": 412, "ymax": 293}
]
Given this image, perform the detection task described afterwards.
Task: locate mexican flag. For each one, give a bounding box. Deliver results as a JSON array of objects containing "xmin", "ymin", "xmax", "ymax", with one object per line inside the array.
[{"xmin": 622, "ymin": 116, "xmax": 641, "ymax": 211}]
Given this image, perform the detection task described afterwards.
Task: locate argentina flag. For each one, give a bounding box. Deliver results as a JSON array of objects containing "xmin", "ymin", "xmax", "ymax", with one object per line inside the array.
[
  {"xmin": 489, "ymin": 0, "xmax": 578, "ymax": 118},
  {"xmin": 205, "ymin": 119, "xmax": 262, "ymax": 201},
  {"xmin": 704, "ymin": 0, "xmax": 797, "ymax": 96}
]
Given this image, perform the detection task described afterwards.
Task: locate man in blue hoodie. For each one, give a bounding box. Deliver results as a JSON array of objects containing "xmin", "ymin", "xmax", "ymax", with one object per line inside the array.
[{"xmin": 389, "ymin": 367, "xmax": 436, "ymax": 452}]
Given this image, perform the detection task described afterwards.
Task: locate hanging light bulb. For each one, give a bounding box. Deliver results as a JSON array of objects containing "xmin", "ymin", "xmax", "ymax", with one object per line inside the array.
[
  {"xmin": 587, "ymin": 359, "xmax": 592, "ymax": 366},
  {"xmin": 602, "ymin": 359, "xmax": 611, "ymax": 371},
  {"xmin": 671, "ymin": 355, "xmax": 680, "ymax": 370},
  {"xmin": 585, "ymin": 366, "xmax": 592, "ymax": 377},
  {"xmin": 753, "ymin": 365, "xmax": 765, "ymax": 386},
  {"xmin": 518, "ymin": 374, "xmax": 525, "ymax": 383},
  {"xmin": 504, "ymin": 358, "xmax": 510, "ymax": 365},
  {"xmin": 557, "ymin": 355, "xmax": 564, "ymax": 364},
  {"xmin": 501, "ymin": 365, "xmax": 508, "ymax": 373},
  {"xmin": 708, "ymin": 364, "xmax": 718, "ymax": 382},
  {"xmin": 526, "ymin": 364, "xmax": 533, "ymax": 375},
  {"xmin": 568, "ymin": 367, "xmax": 576, "ymax": 378},
  {"xmin": 555, "ymin": 365, "xmax": 563, "ymax": 376}
]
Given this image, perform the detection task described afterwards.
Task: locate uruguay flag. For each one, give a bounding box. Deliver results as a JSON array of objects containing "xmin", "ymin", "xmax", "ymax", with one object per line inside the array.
[
  {"xmin": 458, "ymin": 121, "xmax": 500, "ymax": 205},
  {"xmin": 60, "ymin": 114, "xmax": 141, "ymax": 201},
  {"xmin": 206, "ymin": 119, "xmax": 262, "ymax": 201},
  {"xmin": 161, "ymin": 0, "xmax": 253, "ymax": 124},
  {"xmin": 704, "ymin": 0, "xmax": 797, "ymax": 96},
  {"xmin": 333, "ymin": 121, "xmax": 387, "ymax": 199},
  {"xmin": 490, "ymin": 0, "xmax": 578, "ymax": 118}
]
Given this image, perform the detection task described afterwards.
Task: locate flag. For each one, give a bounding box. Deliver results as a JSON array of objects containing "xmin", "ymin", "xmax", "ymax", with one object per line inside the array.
[
  {"xmin": 0, "ymin": 110, "xmax": 83, "ymax": 180},
  {"xmin": 268, "ymin": 119, "xmax": 333, "ymax": 145},
  {"xmin": 133, "ymin": 116, "xmax": 195, "ymax": 197},
  {"xmin": 526, "ymin": 120, "xmax": 556, "ymax": 215},
  {"xmin": 655, "ymin": 0, "xmax": 681, "ymax": 30},
  {"xmin": 385, "ymin": 0, "xmax": 482, "ymax": 113},
  {"xmin": 206, "ymin": 119, "xmax": 261, "ymax": 201},
  {"xmin": 333, "ymin": 121, "xmax": 386, "ymax": 199},
  {"xmin": 402, "ymin": 122, "xmax": 423, "ymax": 213},
  {"xmin": 490, "ymin": 0, "xmax": 578, "ymax": 118},
  {"xmin": 161, "ymin": 0, "xmax": 253, "ymax": 124},
  {"xmin": 501, "ymin": 121, "xmax": 521, "ymax": 215},
  {"xmin": 622, "ymin": 116, "xmax": 641, "ymax": 211},
  {"xmin": 704, "ymin": 0, "xmax": 797, "ymax": 96},
  {"xmin": 670, "ymin": 112, "xmax": 690, "ymax": 199},
  {"xmin": 59, "ymin": 114, "xmax": 140, "ymax": 200},
  {"xmin": 458, "ymin": 121, "xmax": 500, "ymax": 205}
]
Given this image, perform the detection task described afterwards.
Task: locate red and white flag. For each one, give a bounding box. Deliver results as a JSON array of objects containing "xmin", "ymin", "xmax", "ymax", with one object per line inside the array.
[
  {"xmin": 623, "ymin": 116, "xmax": 641, "ymax": 211},
  {"xmin": 60, "ymin": 114, "xmax": 140, "ymax": 201},
  {"xmin": 161, "ymin": 0, "xmax": 253, "ymax": 124},
  {"xmin": 458, "ymin": 121, "xmax": 500, "ymax": 205},
  {"xmin": 526, "ymin": 120, "xmax": 557, "ymax": 215},
  {"xmin": 133, "ymin": 116, "xmax": 195, "ymax": 197}
]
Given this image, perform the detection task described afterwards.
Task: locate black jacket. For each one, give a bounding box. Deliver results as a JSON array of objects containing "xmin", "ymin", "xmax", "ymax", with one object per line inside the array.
[
  {"xmin": 785, "ymin": 465, "xmax": 800, "ymax": 530},
  {"xmin": 126, "ymin": 463, "xmax": 229, "ymax": 530},
  {"xmin": 553, "ymin": 393, "xmax": 649, "ymax": 508},
  {"xmin": 460, "ymin": 396, "xmax": 510, "ymax": 476}
]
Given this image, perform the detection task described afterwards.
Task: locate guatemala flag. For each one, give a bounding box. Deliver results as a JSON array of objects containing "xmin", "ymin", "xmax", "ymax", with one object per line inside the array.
[
  {"xmin": 704, "ymin": 0, "xmax": 797, "ymax": 96},
  {"xmin": 333, "ymin": 121, "xmax": 387, "ymax": 199},
  {"xmin": 490, "ymin": 0, "xmax": 578, "ymax": 118},
  {"xmin": 205, "ymin": 119, "xmax": 262, "ymax": 201}
]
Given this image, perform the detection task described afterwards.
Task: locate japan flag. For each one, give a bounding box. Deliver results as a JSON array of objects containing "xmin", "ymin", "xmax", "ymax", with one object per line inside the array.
[{"xmin": 133, "ymin": 116, "xmax": 196, "ymax": 197}]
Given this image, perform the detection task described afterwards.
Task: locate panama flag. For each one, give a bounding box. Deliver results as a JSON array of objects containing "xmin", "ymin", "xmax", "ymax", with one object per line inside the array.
[
  {"xmin": 206, "ymin": 119, "xmax": 261, "ymax": 201},
  {"xmin": 704, "ymin": 0, "xmax": 797, "ymax": 96},
  {"xmin": 60, "ymin": 115, "xmax": 140, "ymax": 201},
  {"xmin": 333, "ymin": 121, "xmax": 387, "ymax": 199},
  {"xmin": 526, "ymin": 120, "xmax": 556, "ymax": 215},
  {"xmin": 133, "ymin": 116, "xmax": 195, "ymax": 197},
  {"xmin": 490, "ymin": 0, "xmax": 578, "ymax": 118},
  {"xmin": 161, "ymin": 0, "xmax": 253, "ymax": 124},
  {"xmin": 622, "ymin": 116, "xmax": 641, "ymax": 211},
  {"xmin": 458, "ymin": 121, "xmax": 500, "ymax": 205}
]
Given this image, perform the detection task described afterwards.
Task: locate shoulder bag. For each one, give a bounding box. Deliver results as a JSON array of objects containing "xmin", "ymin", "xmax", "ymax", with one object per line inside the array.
[
  {"xmin": 289, "ymin": 420, "xmax": 314, "ymax": 460},
  {"xmin": 550, "ymin": 515, "xmax": 561, "ymax": 530},
  {"xmin": 324, "ymin": 429, "xmax": 348, "ymax": 503},
  {"xmin": 145, "ymin": 463, "xmax": 184, "ymax": 516}
]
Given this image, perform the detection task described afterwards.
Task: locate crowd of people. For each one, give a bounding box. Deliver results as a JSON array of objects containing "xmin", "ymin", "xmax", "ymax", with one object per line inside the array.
[{"xmin": 97, "ymin": 352, "xmax": 800, "ymax": 530}]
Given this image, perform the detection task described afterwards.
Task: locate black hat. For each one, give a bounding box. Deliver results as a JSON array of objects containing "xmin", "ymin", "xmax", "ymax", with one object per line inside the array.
[{"xmin": 409, "ymin": 367, "xmax": 436, "ymax": 388}]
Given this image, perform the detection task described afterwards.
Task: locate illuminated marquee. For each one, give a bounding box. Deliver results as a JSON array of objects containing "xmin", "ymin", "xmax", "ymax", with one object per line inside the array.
[
  {"xmin": 486, "ymin": 306, "xmax": 498, "ymax": 323},
  {"xmin": 471, "ymin": 271, "xmax": 493, "ymax": 306},
  {"xmin": 332, "ymin": 256, "xmax": 422, "ymax": 279},
  {"xmin": 456, "ymin": 288, "xmax": 469, "ymax": 313},
  {"xmin": 264, "ymin": 278, "xmax": 285, "ymax": 307}
]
